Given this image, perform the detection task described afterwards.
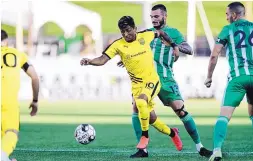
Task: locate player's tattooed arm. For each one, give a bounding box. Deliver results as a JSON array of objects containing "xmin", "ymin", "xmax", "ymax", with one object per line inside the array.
[
  {"xmin": 178, "ymin": 42, "xmax": 193, "ymax": 55},
  {"xmin": 205, "ymin": 44, "xmax": 223, "ymax": 88},
  {"xmin": 155, "ymin": 30, "xmax": 177, "ymax": 48},
  {"xmin": 80, "ymin": 55, "xmax": 110, "ymax": 66},
  {"xmin": 155, "ymin": 30, "xmax": 180, "ymax": 58}
]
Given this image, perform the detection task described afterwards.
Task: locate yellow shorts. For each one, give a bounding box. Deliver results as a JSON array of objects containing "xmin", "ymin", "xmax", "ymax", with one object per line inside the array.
[
  {"xmin": 1, "ymin": 104, "xmax": 20, "ymax": 137},
  {"xmin": 132, "ymin": 80, "xmax": 161, "ymax": 112}
]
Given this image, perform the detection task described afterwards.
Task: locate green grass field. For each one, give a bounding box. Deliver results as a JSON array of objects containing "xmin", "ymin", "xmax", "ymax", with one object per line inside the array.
[
  {"xmin": 2, "ymin": 1, "xmax": 247, "ymax": 36},
  {"xmin": 10, "ymin": 99, "xmax": 253, "ymax": 161}
]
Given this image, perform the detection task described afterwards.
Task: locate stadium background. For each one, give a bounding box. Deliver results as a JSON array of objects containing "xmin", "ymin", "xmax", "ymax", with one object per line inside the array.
[{"xmin": 1, "ymin": 1, "xmax": 253, "ymax": 161}]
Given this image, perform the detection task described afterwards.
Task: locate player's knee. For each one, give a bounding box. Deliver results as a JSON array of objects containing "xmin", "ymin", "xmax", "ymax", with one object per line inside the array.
[
  {"xmin": 177, "ymin": 110, "xmax": 188, "ymax": 118},
  {"xmin": 135, "ymin": 99, "xmax": 148, "ymax": 111},
  {"xmin": 149, "ymin": 110, "xmax": 157, "ymax": 124},
  {"xmin": 133, "ymin": 103, "xmax": 138, "ymax": 113},
  {"xmin": 174, "ymin": 105, "xmax": 188, "ymax": 118}
]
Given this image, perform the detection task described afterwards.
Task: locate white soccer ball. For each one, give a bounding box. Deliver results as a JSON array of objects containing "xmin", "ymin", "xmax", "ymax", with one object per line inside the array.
[{"xmin": 74, "ymin": 124, "xmax": 96, "ymax": 145}]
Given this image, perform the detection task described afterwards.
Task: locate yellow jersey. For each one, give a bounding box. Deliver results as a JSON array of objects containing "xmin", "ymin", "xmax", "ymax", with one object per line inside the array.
[
  {"xmin": 103, "ymin": 30, "xmax": 159, "ymax": 86},
  {"xmin": 1, "ymin": 47, "xmax": 29, "ymax": 105}
]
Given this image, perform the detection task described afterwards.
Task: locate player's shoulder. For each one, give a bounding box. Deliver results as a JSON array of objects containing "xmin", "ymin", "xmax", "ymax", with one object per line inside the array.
[
  {"xmin": 104, "ymin": 37, "xmax": 125, "ymax": 52},
  {"xmin": 138, "ymin": 29, "xmax": 153, "ymax": 34},
  {"xmin": 110, "ymin": 37, "xmax": 124, "ymax": 46},
  {"xmin": 219, "ymin": 25, "xmax": 230, "ymax": 33},
  {"xmin": 165, "ymin": 26, "xmax": 182, "ymax": 34},
  {"xmin": 223, "ymin": 24, "xmax": 231, "ymax": 29},
  {"xmin": 137, "ymin": 29, "xmax": 154, "ymax": 38},
  {"xmin": 1, "ymin": 47, "xmax": 19, "ymax": 54}
]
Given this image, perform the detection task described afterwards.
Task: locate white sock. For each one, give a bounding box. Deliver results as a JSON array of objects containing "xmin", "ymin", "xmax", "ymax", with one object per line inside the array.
[
  {"xmin": 213, "ymin": 148, "xmax": 221, "ymax": 153},
  {"xmin": 143, "ymin": 148, "xmax": 148, "ymax": 153},
  {"xmin": 196, "ymin": 143, "xmax": 203, "ymax": 152},
  {"xmin": 1, "ymin": 151, "xmax": 11, "ymax": 161}
]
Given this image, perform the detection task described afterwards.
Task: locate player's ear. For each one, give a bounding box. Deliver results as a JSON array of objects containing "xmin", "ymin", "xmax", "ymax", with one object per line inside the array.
[{"xmin": 232, "ymin": 12, "xmax": 237, "ymax": 19}]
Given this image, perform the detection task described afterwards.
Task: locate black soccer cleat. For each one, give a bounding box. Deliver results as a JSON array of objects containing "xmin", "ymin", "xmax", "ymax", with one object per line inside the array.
[
  {"xmin": 199, "ymin": 147, "xmax": 213, "ymax": 158},
  {"xmin": 130, "ymin": 149, "xmax": 148, "ymax": 158},
  {"xmin": 214, "ymin": 157, "xmax": 222, "ymax": 161}
]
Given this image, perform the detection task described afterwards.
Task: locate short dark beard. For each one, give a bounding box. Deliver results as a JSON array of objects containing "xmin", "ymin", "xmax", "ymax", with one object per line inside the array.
[
  {"xmin": 154, "ymin": 17, "xmax": 165, "ymax": 29},
  {"xmin": 229, "ymin": 16, "xmax": 234, "ymax": 23}
]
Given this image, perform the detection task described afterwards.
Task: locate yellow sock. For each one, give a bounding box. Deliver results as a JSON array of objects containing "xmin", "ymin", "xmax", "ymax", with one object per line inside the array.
[
  {"xmin": 151, "ymin": 117, "xmax": 171, "ymax": 135},
  {"xmin": 136, "ymin": 99, "xmax": 149, "ymax": 131},
  {"xmin": 1, "ymin": 131, "xmax": 18, "ymax": 156}
]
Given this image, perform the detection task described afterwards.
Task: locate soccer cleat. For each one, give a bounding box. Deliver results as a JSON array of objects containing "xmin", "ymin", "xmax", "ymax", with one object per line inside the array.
[
  {"xmin": 136, "ymin": 136, "xmax": 149, "ymax": 149},
  {"xmin": 209, "ymin": 150, "xmax": 222, "ymax": 161},
  {"xmin": 130, "ymin": 149, "xmax": 148, "ymax": 158},
  {"xmin": 198, "ymin": 147, "xmax": 212, "ymax": 158},
  {"xmin": 171, "ymin": 128, "xmax": 183, "ymax": 151}
]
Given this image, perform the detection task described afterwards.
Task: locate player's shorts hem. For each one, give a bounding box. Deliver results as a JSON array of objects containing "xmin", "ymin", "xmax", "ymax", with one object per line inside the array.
[
  {"xmin": 159, "ymin": 98, "xmax": 184, "ymax": 106},
  {"xmin": 221, "ymin": 104, "xmax": 237, "ymax": 108}
]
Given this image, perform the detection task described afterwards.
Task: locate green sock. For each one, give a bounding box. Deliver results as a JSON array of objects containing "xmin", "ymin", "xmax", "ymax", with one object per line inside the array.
[
  {"xmin": 250, "ymin": 116, "xmax": 253, "ymax": 127},
  {"xmin": 213, "ymin": 116, "xmax": 229, "ymax": 149},
  {"xmin": 132, "ymin": 113, "xmax": 142, "ymax": 142},
  {"xmin": 181, "ymin": 113, "xmax": 201, "ymax": 144}
]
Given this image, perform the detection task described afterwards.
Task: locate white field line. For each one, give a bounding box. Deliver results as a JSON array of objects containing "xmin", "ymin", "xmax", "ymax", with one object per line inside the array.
[{"xmin": 15, "ymin": 148, "xmax": 253, "ymax": 156}]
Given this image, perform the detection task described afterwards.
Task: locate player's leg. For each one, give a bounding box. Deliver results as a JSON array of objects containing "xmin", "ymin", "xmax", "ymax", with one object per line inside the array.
[
  {"xmin": 134, "ymin": 81, "xmax": 160, "ymax": 149},
  {"xmin": 149, "ymin": 108, "xmax": 183, "ymax": 151},
  {"xmin": 130, "ymin": 99, "xmax": 182, "ymax": 158},
  {"xmin": 158, "ymin": 79, "xmax": 211, "ymax": 156},
  {"xmin": 248, "ymin": 104, "xmax": 253, "ymax": 127},
  {"xmin": 209, "ymin": 77, "xmax": 247, "ymax": 161},
  {"xmin": 168, "ymin": 100, "xmax": 212, "ymax": 157},
  {"xmin": 135, "ymin": 94, "xmax": 150, "ymax": 149},
  {"xmin": 131, "ymin": 97, "xmax": 142, "ymax": 142},
  {"xmin": 246, "ymin": 87, "xmax": 253, "ymax": 127},
  {"xmin": 1, "ymin": 104, "xmax": 19, "ymax": 161},
  {"xmin": 131, "ymin": 100, "xmax": 176, "ymax": 143}
]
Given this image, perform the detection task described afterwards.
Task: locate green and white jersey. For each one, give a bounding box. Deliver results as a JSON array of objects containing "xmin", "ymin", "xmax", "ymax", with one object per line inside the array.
[
  {"xmin": 149, "ymin": 26, "xmax": 185, "ymax": 79},
  {"xmin": 216, "ymin": 19, "xmax": 253, "ymax": 81}
]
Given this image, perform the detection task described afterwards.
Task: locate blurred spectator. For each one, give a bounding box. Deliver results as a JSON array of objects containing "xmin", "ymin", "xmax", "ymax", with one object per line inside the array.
[
  {"xmin": 80, "ymin": 32, "xmax": 95, "ymax": 56},
  {"xmin": 58, "ymin": 32, "xmax": 83, "ymax": 55}
]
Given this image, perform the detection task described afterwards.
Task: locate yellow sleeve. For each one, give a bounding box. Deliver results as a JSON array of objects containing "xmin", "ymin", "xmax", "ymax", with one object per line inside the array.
[
  {"xmin": 20, "ymin": 52, "xmax": 29, "ymax": 67},
  {"xmin": 103, "ymin": 40, "xmax": 119, "ymax": 59}
]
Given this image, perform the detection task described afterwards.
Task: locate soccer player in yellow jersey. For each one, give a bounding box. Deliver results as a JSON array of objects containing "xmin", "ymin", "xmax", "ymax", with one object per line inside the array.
[
  {"xmin": 80, "ymin": 16, "xmax": 183, "ymax": 152},
  {"xmin": 1, "ymin": 30, "xmax": 40, "ymax": 161}
]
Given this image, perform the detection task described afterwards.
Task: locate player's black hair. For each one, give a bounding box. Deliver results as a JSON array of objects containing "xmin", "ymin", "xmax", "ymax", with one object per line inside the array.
[
  {"xmin": 118, "ymin": 16, "xmax": 135, "ymax": 29},
  {"xmin": 152, "ymin": 4, "xmax": 167, "ymax": 12},
  {"xmin": 227, "ymin": 2, "xmax": 245, "ymax": 16},
  {"xmin": 1, "ymin": 30, "xmax": 8, "ymax": 41}
]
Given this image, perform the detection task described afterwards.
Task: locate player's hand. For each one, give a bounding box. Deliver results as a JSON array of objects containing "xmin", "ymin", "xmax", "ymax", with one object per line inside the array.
[
  {"xmin": 117, "ymin": 61, "xmax": 124, "ymax": 68},
  {"xmin": 173, "ymin": 46, "xmax": 180, "ymax": 57},
  {"xmin": 80, "ymin": 58, "xmax": 90, "ymax": 66},
  {"xmin": 204, "ymin": 78, "xmax": 212, "ymax": 88},
  {"xmin": 29, "ymin": 101, "xmax": 38, "ymax": 116}
]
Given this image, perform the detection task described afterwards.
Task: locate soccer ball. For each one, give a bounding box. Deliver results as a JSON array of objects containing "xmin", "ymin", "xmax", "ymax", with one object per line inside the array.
[{"xmin": 74, "ymin": 124, "xmax": 96, "ymax": 145}]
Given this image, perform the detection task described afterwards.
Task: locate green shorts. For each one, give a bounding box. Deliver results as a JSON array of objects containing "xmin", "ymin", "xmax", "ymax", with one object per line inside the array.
[
  {"xmin": 222, "ymin": 75, "xmax": 253, "ymax": 107},
  {"xmin": 158, "ymin": 77, "xmax": 183, "ymax": 106}
]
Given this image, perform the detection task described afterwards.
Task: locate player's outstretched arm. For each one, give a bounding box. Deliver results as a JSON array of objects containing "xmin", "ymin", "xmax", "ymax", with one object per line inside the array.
[
  {"xmin": 178, "ymin": 42, "xmax": 193, "ymax": 55},
  {"xmin": 25, "ymin": 65, "xmax": 40, "ymax": 116},
  {"xmin": 80, "ymin": 55, "xmax": 110, "ymax": 66},
  {"xmin": 204, "ymin": 44, "xmax": 223, "ymax": 88}
]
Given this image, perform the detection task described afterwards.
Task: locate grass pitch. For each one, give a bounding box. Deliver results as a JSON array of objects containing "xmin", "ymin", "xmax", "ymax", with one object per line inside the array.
[{"xmin": 11, "ymin": 99, "xmax": 253, "ymax": 161}]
